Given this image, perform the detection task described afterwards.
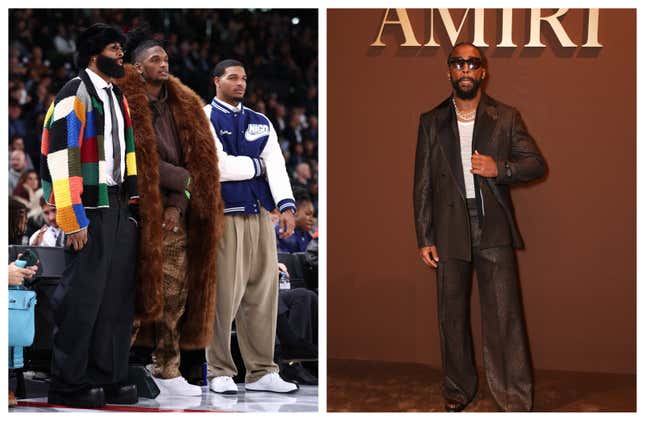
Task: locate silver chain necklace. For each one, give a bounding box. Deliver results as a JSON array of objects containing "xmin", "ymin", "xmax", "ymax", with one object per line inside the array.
[{"xmin": 452, "ymin": 97, "xmax": 476, "ymax": 121}]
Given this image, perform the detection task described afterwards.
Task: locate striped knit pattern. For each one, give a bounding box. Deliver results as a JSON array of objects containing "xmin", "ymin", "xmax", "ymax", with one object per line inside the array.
[{"xmin": 40, "ymin": 71, "xmax": 138, "ymax": 234}]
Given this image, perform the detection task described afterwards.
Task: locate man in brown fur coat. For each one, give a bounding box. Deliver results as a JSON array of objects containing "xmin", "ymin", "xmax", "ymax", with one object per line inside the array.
[{"xmin": 118, "ymin": 37, "xmax": 223, "ymax": 396}]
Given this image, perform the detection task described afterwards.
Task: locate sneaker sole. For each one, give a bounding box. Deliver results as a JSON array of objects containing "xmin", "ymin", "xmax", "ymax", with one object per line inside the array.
[
  {"xmin": 210, "ymin": 388, "xmax": 238, "ymax": 395},
  {"xmin": 244, "ymin": 385, "xmax": 300, "ymax": 394},
  {"xmin": 156, "ymin": 386, "xmax": 203, "ymax": 396}
]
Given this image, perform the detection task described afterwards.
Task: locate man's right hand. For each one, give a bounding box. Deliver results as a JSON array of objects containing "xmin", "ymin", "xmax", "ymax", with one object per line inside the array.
[
  {"xmin": 66, "ymin": 228, "xmax": 88, "ymax": 251},
  {"xmin": 419, "ymin": 245, "xmax": 440, "ymax": 269}
]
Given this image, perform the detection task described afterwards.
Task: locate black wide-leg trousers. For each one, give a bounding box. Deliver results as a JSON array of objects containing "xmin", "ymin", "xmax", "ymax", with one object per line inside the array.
[
  {"xmin": 50, "ymin": 188, "xmax": 138, "ymax": 393},
  {"xmin": 436, "ymin": 201, "xmax": 533, "ymax": 411}
]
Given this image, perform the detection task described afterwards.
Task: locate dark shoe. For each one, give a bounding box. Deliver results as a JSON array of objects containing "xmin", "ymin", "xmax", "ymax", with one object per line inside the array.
[
  {"xmin": 280, "ymin": 362, "xmax": 318, "ymax": 385},
  {"xmin": 444, "ymin": 397, "xmax": 468, "ymax": 412},
  {"xmin": 48, "ymin": 387, "xmax": 105, "ymax": 408},
  {"xmin": 104, "ymin": 384, "xmax": 138, "ymax": 405}
]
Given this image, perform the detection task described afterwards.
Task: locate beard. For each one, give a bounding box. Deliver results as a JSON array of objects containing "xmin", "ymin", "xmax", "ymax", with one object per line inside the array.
[
  {"xmin": 96, "ymin": 54, "xmax": 125, "ymax": 78},
  {"xmin": 451, "ymin": 76, "xmax": 482, "ymax": 100}
]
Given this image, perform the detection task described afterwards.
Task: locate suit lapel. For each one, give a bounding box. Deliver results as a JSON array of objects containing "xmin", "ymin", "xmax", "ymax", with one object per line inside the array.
[
  {"xmin": 473, "ymin": 94, "xmax": 498, "ymax": 156},
  {"xmin": 437, "ymin": 99, "xmax": 466, "ymax": 197}
]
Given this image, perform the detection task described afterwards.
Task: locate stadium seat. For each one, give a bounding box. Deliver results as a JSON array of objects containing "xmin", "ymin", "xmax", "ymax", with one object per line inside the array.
[
  {"xmin": 278, "ymin": 252, "xmax": 305, "ymax": 289},
  {"xmin": 294, "ymin": 252, "xmax": 317, "ymax": 291}
]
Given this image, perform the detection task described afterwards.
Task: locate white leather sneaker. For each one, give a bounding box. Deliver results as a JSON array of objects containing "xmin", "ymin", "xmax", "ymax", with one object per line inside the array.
[
  {"xmin": 209, "ymin": 376, "xmax": 238, "ymax": 394},
  {"xmin": 245, "ymin": 372, "xmax": 299, "ymax": 393},
  {"xmin": 153, "ymin": 376, "xmax": 203, "ymax": 396}
]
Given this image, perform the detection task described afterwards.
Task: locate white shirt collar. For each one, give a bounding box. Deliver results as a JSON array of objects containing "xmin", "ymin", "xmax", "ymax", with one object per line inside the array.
[
  {"xmin": 85, "ymin": 68, "xmax": 112, "ymax": 91},
  {"xmin": 213, "ymin": 97, "xmax": 243, "ymax": 113}
]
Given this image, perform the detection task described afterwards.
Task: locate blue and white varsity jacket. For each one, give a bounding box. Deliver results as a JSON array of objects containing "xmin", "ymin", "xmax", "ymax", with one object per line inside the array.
[{"xmin": 204, "ymin": 97, "xmax": 296, "ymax": 215}]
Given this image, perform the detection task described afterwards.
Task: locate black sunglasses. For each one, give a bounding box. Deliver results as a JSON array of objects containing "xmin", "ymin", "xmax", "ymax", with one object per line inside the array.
[{"xmin": 448, "ymin": 57, "xmax": 483, "ymax": 71}]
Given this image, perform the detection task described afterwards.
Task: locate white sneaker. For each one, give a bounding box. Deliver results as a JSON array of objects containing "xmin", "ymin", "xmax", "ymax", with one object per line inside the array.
[
  {"xmin": 209, "ymin": 376, "xmax": 238, "ymax": 394},
  {"xmin": 245, "ymin": 372, "xmax": 299, "ymax": 394},
  {"xmin": 153, "ymin": 376, "xmax": 203, "ymax": 396}
]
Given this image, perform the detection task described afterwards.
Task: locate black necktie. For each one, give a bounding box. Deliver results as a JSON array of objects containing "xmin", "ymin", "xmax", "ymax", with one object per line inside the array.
[{"xmin": 104, "ymin": 86, "xmax": 122, "ymax": 183}]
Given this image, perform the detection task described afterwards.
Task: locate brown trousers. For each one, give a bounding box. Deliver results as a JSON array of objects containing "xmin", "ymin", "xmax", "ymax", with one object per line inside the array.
[
  {"xmin": 206, "ymin": 208, "xmax": 279, "ymax": 383},
  {"xmin": 436, "ymin": 200, "xmax": 534, "ymax": 411},
  {"xmin": 149, "ymin": 222, "xmax": 190, "ymax": 379}
]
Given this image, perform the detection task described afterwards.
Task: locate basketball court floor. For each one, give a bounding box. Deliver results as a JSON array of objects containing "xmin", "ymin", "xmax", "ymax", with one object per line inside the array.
[{"xmin": 11, "ymin": 384, "xmax": 318, "ymax": 412}]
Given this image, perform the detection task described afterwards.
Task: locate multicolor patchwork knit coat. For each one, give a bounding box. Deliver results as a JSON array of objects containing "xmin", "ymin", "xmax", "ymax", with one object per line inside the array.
[{"xmin": 40, "ymin": 70, "xmax": 139, "ymax": 234}]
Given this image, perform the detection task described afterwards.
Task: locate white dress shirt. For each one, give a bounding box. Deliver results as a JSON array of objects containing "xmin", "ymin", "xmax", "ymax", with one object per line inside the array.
[{"xmin": 85, "ymin": 68, "xmax": 126, "ymax": 185}]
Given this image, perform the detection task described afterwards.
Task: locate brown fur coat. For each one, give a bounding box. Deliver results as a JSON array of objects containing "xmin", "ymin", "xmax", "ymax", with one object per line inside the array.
[{"xmin": 118, "ymin": 64, "xmax": 223, "ymax": 349}]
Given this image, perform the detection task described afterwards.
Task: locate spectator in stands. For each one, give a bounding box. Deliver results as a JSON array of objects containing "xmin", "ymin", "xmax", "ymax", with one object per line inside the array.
[
  {"xmin": 304, "ymin": 86, "xmax": 317, "ymax": 117},
  {"xmin": 9, "ymin": 136, "xmax": 34, "ymax": 171},
  {"xmin": 284, "ymin": 112, "xmax": 304, "ymax": 145},
  {"xmin": 305, "ymin": 115, "xmax": 318, "ymax": 141},
  {"xmin": 304, "ymin": 237, "xmax": 318, "ymax": 290},
  {"xmin": 204, "ymin": 58, "xmax": 298, "ymax": 395},
  {"xmin": 10, "ymin": 82, "xmax": 31, "ymax": 107},
  {"xmin": 303, "ymin": 137, "xmax": 317, "ymax": 162},
  {"xmin": 26, "ymin": 80, "xmax": 52, "ymax": 124},
  {"xmin": 9, "ymin": 198, "xmax": 28, "ymax": 246},
  {"xmin": 9, "ymin": 46, "xmax": 28, "ymax": 79},
  {"xmin": 119, "ymin": 31, "xmax": 221, "ymax": 396},
  {"xmin": 292, "ymin": 161, "xmax": 312, "ymax": 192},
  {"xmin": 8, "ymin": 197, "xmax": 39, "ymax": 408},
  {"xmin": 53, "ymin": 23, "xmax": 76, "ymax": 56},
  {"xmin": 276, "ymin": 191, "xmax": 315, "ymax": 253},
  {"xmin": 12, "ymin": 170, "xmax": 43, "ymax": 223},
  {"xmin": 276, "ymin": 263, "xmax": 318, "ymax": 385},
  {"xmin": 288, "ymin": 142, "xmax": 306, "ymax": 170},
  {"xmin": 9, "ymin": 101, "xmax": 27, "ymax": 140},
  {"xmin": 272, "ymin": 103, "xmax": 288, "ymax": 135},
  {"xmin": 29, "ymin": 198, "xmax": 64, "ymax": 247},
  {"xmin": 27, "ymin": 46, "xmax": 49, "ymax": 81},
  {"xmin": 9, "ymin": 150, "xmax": 27, "ymax": 192}
]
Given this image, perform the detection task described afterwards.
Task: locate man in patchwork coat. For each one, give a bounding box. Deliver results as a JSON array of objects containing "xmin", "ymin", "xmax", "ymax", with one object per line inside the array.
[{"xmin": 40, "ymin": 23, "xmax": 140, "ymax": 408}]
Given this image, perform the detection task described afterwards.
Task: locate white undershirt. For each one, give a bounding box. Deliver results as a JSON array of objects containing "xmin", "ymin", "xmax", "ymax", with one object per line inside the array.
[{"xmin": 457, "ymin": 120, "xmax": 476, "ymax": 199}]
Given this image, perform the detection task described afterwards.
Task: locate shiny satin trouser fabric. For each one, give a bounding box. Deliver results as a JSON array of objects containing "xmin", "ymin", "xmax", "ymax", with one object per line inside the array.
[
  {"xmin": 436, "ymin": 200, "xmax": 533, "ymax": 411},
  {"xmin": 49, "ymin": 189, "xmax": 138, "ymax": 393}
]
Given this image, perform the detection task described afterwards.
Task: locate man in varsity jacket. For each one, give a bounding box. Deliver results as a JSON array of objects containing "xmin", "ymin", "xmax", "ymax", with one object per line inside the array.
[
  {"xmin": 203, "ymin": 59, "xmax": 299, "ymax": 394},
  {"xmin": 40, "ymin": 23, "xmax": 140, "ymax": 408}
]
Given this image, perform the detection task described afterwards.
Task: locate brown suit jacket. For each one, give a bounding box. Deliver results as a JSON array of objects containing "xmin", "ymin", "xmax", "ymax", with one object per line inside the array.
[{"xmin": 413, "ymin": 94, "xmax": 546, "ymax": 261}]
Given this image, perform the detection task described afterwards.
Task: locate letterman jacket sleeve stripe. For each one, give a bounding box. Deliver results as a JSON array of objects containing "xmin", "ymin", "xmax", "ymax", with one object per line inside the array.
[
  {"xmin": 204, "ymin": 105, "xmax": 257, "ymax": 182},
  {"xmin": 260, "ymin": 120, "xmax": 296, "ymax": 213},
  {"xmin": 278, "ymin": 198, "xmax": 296, "ymax": 212}
]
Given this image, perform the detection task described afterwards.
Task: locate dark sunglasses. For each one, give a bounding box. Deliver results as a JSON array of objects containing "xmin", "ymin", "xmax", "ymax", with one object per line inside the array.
[{"xmin": 448, "ymin": 57, "xmax": 483, "ymax": 71}]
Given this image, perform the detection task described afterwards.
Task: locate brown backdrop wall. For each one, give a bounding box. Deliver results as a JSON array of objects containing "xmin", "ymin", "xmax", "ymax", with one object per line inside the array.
[{"xmin": 327, "ymin": 9, "xmax": 636, "ymax": 374}]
